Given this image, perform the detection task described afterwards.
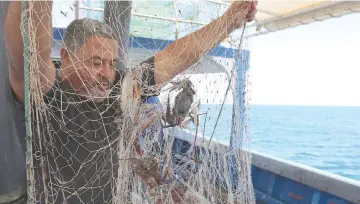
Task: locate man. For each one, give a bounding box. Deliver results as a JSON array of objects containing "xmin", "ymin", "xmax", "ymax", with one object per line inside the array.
[{"xmin": 2, "ymin": 1, "xmax": 257, "ymax": 203}]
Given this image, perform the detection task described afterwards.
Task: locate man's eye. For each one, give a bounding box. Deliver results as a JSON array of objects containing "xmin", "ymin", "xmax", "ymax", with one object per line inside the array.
[{"xmin": 93, "ymin": 62, "xmax": 102, "ymax": 67}]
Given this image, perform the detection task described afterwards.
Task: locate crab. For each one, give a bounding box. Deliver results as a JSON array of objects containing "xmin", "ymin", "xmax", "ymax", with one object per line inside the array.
[{"xmin": 163, "ymin": 79, "xmax": 200, "ymax": 129}]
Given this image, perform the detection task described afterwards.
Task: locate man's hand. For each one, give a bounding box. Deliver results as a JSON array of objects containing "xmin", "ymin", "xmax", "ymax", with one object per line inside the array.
[{"xmin": 223, "ymin": 0, "xmax": 258, "ymax": 30}]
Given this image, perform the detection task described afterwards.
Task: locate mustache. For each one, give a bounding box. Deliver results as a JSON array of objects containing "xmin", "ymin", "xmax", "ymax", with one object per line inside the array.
[{"xmin": 94, "ymin": 78, "xmax": 113, "ymax": 88}]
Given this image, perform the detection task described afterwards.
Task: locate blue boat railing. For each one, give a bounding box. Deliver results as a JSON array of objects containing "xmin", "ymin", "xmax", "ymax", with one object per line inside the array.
[
  {"xmin": 251, "ymin": 150, "xmax": 360, "ymax": 204},
  {"xmin": 162, "ymin": 127, "xmax": 360, "ymax": 204}
]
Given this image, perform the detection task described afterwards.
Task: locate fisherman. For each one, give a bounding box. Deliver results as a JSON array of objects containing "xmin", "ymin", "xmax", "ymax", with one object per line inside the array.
[{"xmin": 2, "ymin": 1, "xmax": 257, "ymax": 203}]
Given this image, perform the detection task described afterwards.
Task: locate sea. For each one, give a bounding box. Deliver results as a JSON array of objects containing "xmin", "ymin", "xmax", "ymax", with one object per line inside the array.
[{"xmin": 194, "ymin": 104, "xmax": 360, "ymax": 181}]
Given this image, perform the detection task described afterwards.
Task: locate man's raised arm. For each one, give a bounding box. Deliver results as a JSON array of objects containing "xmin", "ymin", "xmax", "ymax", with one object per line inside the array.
[
  {"xmin": 5, "ymin": 1, "xmax": 55, "ymax": 103},
  {"xmin": 153, "ymin": 1, "xmax": 257, "ymax": 85}
]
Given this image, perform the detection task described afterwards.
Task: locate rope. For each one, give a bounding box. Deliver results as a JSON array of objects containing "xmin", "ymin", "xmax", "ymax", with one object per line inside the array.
[
  {"xmin": 208, "ymin": 23, "xmax": 247, "ymax": 147},
  {"xmin": 21, "ymin": 1, "xmax": 35, "ymax": 203}
]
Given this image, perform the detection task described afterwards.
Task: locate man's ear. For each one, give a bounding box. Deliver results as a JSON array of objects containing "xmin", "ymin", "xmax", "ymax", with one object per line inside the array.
[{"xmin": 60, "ymin": 47, "xmax": 70, "ymax": 63}]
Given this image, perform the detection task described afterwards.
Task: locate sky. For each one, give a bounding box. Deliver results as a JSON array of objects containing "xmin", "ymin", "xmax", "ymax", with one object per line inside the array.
[{"xmin": 248, "ymin": 13, "xmax": 360, "ymax": 106}]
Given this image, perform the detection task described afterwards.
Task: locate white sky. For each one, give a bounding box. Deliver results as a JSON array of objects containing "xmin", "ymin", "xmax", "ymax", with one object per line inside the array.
[{"xmin": 248, "ymin": 13, "xmax": 360, "ymax": 106}]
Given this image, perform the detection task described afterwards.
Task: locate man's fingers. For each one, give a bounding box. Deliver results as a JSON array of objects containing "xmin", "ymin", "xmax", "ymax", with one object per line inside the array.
[
  {"xmin": 253, "ymin": 0, "xmax": 258, "ymax": 7},
  {"xmin": 247, "ymin": 10, "xmax": 257, "ymax": 20},
  {"xmin": 246, "ymin": 1, "xmax": 257, "ymax": 22},
  {"xmin": 246, "ymin": 12, "xmax": 256, "ymax": 22}
]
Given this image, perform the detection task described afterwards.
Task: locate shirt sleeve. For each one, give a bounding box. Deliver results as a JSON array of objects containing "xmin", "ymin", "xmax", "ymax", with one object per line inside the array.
[
  {"xmin": 5, "ymin": 78, "xmax": 26, "ymax": 149},
  {"xmin": 138, "ymin": 57, "xmax": 160, "ymax": 99}
]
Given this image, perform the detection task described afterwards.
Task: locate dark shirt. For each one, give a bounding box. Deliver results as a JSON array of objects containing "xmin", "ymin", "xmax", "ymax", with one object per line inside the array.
[{"xmin": 3, "ymin": 57, "xmax": 158, "ymax": 204}]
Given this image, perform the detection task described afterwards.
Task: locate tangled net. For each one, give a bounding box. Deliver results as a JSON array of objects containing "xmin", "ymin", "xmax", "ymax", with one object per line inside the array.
[{"xmin": 22, "ymin": 0, "xmax": 254, "ymax": 203}]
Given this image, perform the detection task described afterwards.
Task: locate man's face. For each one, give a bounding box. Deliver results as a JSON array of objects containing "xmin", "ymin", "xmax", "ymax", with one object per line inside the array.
[{"xmin": 62, "ymin": 36, "xmax": 118, "ymax": 102}]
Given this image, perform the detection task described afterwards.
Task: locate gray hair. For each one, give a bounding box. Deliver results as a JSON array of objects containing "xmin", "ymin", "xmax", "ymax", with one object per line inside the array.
[{"xmin": 63, "ymin": 18, "xmax": 116, "ymax": 52}]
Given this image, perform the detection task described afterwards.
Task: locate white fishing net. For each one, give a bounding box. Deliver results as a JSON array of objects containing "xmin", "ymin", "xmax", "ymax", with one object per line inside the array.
[{"xmin": 21, "ymin": 0, "xmax": 254, "ymax": 203}]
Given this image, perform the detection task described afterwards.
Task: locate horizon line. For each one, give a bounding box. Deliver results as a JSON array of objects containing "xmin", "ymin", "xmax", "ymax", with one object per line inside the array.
[{"xmin": 199, "ymin": 103, "xmax": 360, "ymax": 107}]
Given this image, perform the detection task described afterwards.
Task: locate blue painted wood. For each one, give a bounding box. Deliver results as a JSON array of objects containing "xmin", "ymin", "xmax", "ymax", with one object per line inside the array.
[
  {"xmin": 318, "ymin": 191, "xmax": 352, "ymax": 204},
  {"xmin": 252, "ymin": 166, "xmax": 276, "ymax": 195},
  {"xmin": 228, "ymin": 45, "xmax": 251, "ymax": 190},
  {"xmin": 272, "ymin": 174, "xmax": 314, "ymax": 204},
  {"xmin": 251, "ymin": 165, "xmax": 357, "ymax": 204},
  {"xmin": 312, "ymin": 191, "xmax": 321, "ymax": 204},
  {"xmin": 255, "ymin": 189, "xmax": 285, "ymax": 204}
]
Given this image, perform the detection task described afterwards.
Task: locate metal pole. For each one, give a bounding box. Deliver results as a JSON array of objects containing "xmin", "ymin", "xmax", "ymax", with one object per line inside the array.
[
  {"xmin": 104, "ymin": 0, "xmax": 132, "ymax": 71},
  {"xmin": 229, "ymin": 49, "xmax": 250, "ymax": 190},
  {"xmin": 80, "ymin": 6, "xmax": 207, "ymax": 26},
  {"xmin": 75, "ymin": 0, "xmax": 79, "ymax": 20},
  {"xmin": 172, "ymin": 0, "xmax": 179, "ymax": 39}
]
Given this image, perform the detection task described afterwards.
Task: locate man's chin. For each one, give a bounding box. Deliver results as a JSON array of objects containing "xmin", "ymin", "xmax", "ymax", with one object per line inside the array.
[{"xmin": 79, "ymin": 89, "xmax": 110, "ymax": 103}]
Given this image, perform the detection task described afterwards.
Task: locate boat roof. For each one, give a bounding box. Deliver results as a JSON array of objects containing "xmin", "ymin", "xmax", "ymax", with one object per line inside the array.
[
  {"xmin": 220, "ymin": 0, "xmax": 360, "ymax": 37},
  {"xmin": 65, "ymin": 0, "xmax": 359, "ymax": 41}
]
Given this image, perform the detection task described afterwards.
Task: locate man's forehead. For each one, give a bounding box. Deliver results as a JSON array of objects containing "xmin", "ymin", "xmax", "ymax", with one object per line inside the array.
[
  {"xmin": 77, "ymin": 36, "xmax": 119, "ymax": 60},
  {"xmin": 87, "ymin": 36, "xmax": 118, "ymax": 47},
  {"xmin": 78, "ymin": 50, "xmax": 119, "ymax": 62}
]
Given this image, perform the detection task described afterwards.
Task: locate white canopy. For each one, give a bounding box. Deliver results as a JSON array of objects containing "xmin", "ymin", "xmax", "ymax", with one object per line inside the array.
[
  {"xmin": 242, "ymin": 0, "xmax": 360, "ymax": 37},
  {"xmin": 54, "ymin": 0, "xmax": 360, "ymax": 39}
]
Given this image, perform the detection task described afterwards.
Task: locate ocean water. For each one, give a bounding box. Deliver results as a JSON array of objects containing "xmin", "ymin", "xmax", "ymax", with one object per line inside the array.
[{"xmin": 195, "ymin": 104, "xmax": 360, "ymax": 181}]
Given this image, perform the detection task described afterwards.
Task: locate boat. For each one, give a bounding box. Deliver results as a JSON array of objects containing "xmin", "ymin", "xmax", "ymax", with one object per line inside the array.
[{"xmin": 1, "ymin": 1, "xmax": 360, "ymax": 203}]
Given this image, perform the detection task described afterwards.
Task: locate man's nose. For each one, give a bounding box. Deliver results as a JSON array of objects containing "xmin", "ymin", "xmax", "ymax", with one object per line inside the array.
[{"xmin": 100, "ymin": 63, "xmax": 114, "ymax": 79}]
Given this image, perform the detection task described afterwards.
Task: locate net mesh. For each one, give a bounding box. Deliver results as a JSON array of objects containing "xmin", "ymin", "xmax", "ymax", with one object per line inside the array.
[{"xmin": 21, "ymin": 0, "xmax": 254, "ymax": 203}]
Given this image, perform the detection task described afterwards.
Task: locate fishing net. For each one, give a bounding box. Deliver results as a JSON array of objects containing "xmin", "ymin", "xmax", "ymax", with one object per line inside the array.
[{"xmin": 21, "ymin": 0, "xmax": 254, "ymax": 203}]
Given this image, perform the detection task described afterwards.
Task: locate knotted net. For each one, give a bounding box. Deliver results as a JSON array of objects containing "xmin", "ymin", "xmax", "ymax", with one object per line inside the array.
[{"xmin": 21, "ymin": 0, "xmax": 254, "ymax": 203}]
